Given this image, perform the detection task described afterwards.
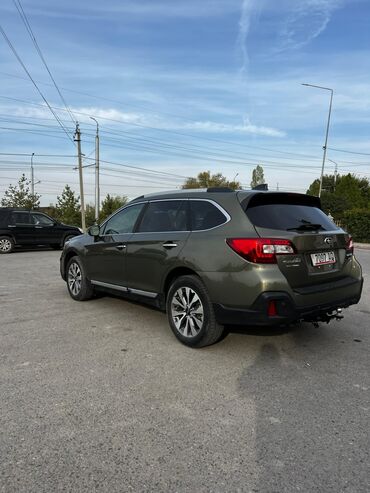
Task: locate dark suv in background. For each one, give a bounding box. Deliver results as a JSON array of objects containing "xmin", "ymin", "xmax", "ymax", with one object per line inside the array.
[
  {"xmin": 60, "ymin": 189, "xmax": 363, "ymax": 347},
  {"xmin": 0, "ymin": 208, "xmax": 81, "ymax": 253}
]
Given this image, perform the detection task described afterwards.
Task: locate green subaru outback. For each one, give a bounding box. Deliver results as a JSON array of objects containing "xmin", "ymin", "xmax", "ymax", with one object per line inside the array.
[{"xmin": 60, "ymin": 188, "xmax": 363, "ymax": 347}]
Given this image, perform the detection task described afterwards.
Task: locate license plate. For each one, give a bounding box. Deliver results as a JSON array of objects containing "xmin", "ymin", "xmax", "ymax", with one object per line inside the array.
[{"xmin": 311, "ymin": 251, "xmax": 336, "ymax": 266}]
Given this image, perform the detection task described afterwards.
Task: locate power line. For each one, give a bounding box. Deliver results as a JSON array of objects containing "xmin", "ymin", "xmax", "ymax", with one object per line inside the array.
[
  {"xmin": 0, "ymin": 117, "xmax": 367, "ymax": 177},
  {"xmin": 0, "ymin": 111, "xmax": 324, "ymax": 167},
  {"xmin": 0, "ymin": 94, "xmax": 322, "ymax": 161},
  {"xmin": 0, "ymin": 26, "xmax": 74, "ymax": 145},
  {"xmin": 328, "ymin": 147, "xmax": 370, "ymax": 157},
  {"xmin": 0, "ymin": 152, "xmax": 76, "ymax": 157},
  {"xmin": 2, "ymin": 112, "xmax": 368, "ymax": 167},
  {"xmin": 0, "ymin": 98, "xmax": 368, "ymax": 178},
  {"xmin": 2, "ymin": 72, "xmax": 370, "ymax": 168},
  {"xmin": 0, "ymin": 70, "xmax": 334, "ymax": 163},
  {"xmin": 12, "ymin": 0, "xmax": 76, "ymax": 124},
  {"xmin": 0, "ymin": 70, "xmax": 318, "ymax": 160}
]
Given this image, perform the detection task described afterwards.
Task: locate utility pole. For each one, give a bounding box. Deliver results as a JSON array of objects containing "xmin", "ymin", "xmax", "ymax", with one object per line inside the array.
[
  {"xmin": 90, "ymin": 117, "xmax": 100, "ymax": 222},
  {"xmin": 74, "ymin": 123, "xmax": 86, "ymax": 232},
  {"xmin": 301, "ymin": 83, "xmax": 334, "ymax": 198},
  {"xmin": 30, "ymin": 152, "xmax": 35, "ymax": 207}
]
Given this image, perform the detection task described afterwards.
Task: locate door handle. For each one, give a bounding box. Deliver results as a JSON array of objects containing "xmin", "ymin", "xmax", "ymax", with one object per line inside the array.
[
  {"xmin": 116, "ymin": 244, "xmax": 127, "ymax": 251},
  {"xmin": 162, "ymin": 242, "xmax": 178, "ymax": 249},
  {"xmin": 35, "ymin": 226, "xmax": 43, "ymax": 229}
]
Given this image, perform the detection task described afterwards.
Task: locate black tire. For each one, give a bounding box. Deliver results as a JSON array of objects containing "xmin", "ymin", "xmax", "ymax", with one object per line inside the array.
[
  {"xmin": 166, "ymin": 275, "xmax": 224, "ymax": 348},
  {"xmin": 0, "ymin": 236, "xmax": 15, "ymax": 254},
  {"xmin": 66, "ymin": 256, "xmax": 94, "ymax": 301}
]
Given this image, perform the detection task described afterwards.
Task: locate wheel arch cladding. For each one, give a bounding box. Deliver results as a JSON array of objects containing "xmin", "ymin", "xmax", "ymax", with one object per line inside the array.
[{"xmin": 163, "ymin": 267, "xmax": 200, "ymax": 299}]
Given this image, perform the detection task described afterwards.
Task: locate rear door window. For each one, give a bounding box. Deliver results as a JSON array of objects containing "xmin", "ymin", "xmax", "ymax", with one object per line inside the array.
[
  {"xmin": 10, "ymin": 212, "xmax": 32, "ymax": 225},
  {"xmin": 190, "ymin": 200, "xmax": 228, "ymax": 231},
  {"xmin": 138, "ymin": 200, "xmax": 188, "ymax": 232}
]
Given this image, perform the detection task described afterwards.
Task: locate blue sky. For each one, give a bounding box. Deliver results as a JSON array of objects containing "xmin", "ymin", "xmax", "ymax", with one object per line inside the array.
[{"xmin": 0, "ymin": 0, "xmax": 370, "ymax": 205}]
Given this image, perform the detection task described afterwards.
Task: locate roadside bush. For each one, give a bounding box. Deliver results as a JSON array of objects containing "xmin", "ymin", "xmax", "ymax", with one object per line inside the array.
[{"xmin": 342, "ymin": 209, "xmax": 370, "ymax": 242}]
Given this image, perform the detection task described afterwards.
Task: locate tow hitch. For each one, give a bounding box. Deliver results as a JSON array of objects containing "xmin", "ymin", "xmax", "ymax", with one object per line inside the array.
[{"xmin": 311, "ymin": 308, "xmax": 343, "ymax": 327}]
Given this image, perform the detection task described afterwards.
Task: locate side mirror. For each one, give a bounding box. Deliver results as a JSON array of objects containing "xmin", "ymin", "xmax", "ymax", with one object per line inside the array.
[{"xmin": 88, "ymin": 224, "xmax": 101, "ymax": 237}]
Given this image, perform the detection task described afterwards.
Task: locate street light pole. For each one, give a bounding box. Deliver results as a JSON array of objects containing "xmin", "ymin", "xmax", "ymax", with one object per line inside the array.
[
  {"xmin": 327, "ymin": 158, "xmax": 339, "ymax": 189},
  {"xmin": 90, "ymin": 117, "xmax": 100, "ymax": 223},
  {"xmin": 302, "ymin": 83, "xmax": 334, "ymax": 198}
]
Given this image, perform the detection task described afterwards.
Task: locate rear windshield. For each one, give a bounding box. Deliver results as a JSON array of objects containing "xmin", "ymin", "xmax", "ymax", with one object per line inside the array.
[{"xmin": 245, "ymin": 194, "xmax": 339, "ymax": 231}]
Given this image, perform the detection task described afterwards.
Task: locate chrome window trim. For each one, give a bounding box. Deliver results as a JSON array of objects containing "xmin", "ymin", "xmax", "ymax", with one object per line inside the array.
[
  {"xmin": 132, "ymin": 230, "xmax": 191, "ymax": 234},
  {"xmin": 99, "ymin": 197, "xmax": 230, "ymax": 235},
  {"xmin": 133, "ymin": 197, "xmax": 230, "ymax": 234}
]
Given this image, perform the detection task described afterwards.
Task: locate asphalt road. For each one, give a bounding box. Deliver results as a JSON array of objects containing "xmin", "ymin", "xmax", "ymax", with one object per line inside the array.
[{"xmin": 0, "ymin": 248, "xmax": 369, "ymax": 493}]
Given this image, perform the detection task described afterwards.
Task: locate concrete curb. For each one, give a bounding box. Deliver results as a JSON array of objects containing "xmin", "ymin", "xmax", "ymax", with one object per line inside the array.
[{"xmin": 354, "ymin": 242, "xmax": 370, "ymax": 250}]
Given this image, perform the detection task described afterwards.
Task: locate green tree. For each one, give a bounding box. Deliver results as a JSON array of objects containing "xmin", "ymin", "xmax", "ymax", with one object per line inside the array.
[
  {"xmin": 1, "ymin": 174, "xmax": 40, "ymax": 208},
  {"xmin": 342, "ymin": 209, "xmax": 370, "ymax": 242},
  {"xmin": 38, "ymin": 205, "xmax": 58, "ymax": 218},
  {"xmin": 55, "ymin": 185, "xmax": 81, "ymax": 226},
  {"xmin": 335, "ymin": 174, "xmax": 370, "ymax": 209},
  {"xmin": 182, "ymin": 171, "xmax": 240, "ymax": 190},
  {"xmin": 100, "ymin": 194, "xmax": 128, "ymax": 222},
  {"xmin": 320, "ymin": 193, "xmax": 349, "ymax": 219},
  {"xmin": 307, "ymin": 174, "xmax": 338, "ymax": 196},
  {"xmin": 250, "ymin": 165, "xmax": 265, "ymax": 189},
  {"xmin": 307, "ymin": 173, "xmax": 370, "ymax": 222}
]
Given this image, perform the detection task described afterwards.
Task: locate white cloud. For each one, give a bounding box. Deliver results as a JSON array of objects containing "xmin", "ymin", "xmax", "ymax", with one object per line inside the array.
[
  {"xmin": 183, "ymin": 118, "xmax": 285, "ymax": 137},
  {"xmin": 9, "ymin": 102, "xmax": 285, "ymax": 137},
  {"xmin": 12, "ymin": 104, "xmax": 146, "ymax": 126},
  {"xmin": 72, "ymin": 107, "xmax": 144, "ymax": 124},
  {"xmin": 237, "ymin": 0, "xmax": 254, "ymax": 75},
  {"xmin": 23, "ymin": 0, "xmax": 241, "ymax": 20},
  {"xmin": 277, "ymin": 0, "xmax": 345, "ymax": 51}
]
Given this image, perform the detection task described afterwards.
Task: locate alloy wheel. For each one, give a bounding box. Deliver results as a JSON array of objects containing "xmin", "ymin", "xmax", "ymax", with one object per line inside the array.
[
  {"xmin": 68, "ymin": 262, "xmax": 82, "ymax": 296},
  {"xmin": 0, "ymin": 238, "xmax": 12, "ymax": 253},
  {"xmin": 170, "ymin": 287, "xmax": 204, "ymax": 338}
]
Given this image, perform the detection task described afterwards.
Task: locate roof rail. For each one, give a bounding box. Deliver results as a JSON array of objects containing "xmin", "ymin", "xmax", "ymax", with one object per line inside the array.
[{"xmin": 206, "ymin": 187, "xmax": 234, "ymax": 193}]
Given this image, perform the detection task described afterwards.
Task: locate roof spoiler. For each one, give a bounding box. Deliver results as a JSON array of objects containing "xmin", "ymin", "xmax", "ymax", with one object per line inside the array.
[{"xmin": 252, "ymin": 184, "xmax": 268, "ymax": 191}]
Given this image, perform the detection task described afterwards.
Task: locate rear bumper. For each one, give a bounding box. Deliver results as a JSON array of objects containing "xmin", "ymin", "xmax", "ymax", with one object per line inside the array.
[{"xmin": 213, "ymin": 277, "xmax": 363, "ymax": 326}]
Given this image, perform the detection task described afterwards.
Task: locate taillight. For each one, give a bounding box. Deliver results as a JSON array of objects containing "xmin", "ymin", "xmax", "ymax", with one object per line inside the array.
[
  {"xmin": 267, "ymin": 300, "xmax": 278, "ymax": 316},
  {"xmin": 346, "ymin": 236, "xmax": 354, "ymax": 256},
  {"xmin": 226, "ymin": 238, "xmax": 295, "ymax": 264}
]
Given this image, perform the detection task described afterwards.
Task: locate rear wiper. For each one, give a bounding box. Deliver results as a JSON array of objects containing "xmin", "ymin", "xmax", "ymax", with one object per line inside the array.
[{"xmin": 287, "ymin": 223, "xmax": 323, "ymax": 231}]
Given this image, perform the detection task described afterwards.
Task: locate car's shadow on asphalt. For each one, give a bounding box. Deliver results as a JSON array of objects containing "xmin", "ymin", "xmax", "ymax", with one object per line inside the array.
[
  {"xmin": 224, "ymin": 324, "xmax": 299, "ymax": 337},
  {"xmin": 12, "ymin": 246, "xmax": 58, "ymax": 253},
  {"xmin": 220, "ymin": 319, "xmax": 339, "ymax": 349},
  {"xmin": 96, "ymin": 290, "xmax": 327, "ymax": 337}
]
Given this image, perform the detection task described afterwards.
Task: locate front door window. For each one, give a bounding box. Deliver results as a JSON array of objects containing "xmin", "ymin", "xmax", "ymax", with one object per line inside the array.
[{"xmin": 102, "ymin": 203, "xmax": 145, "ymax": 235}]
